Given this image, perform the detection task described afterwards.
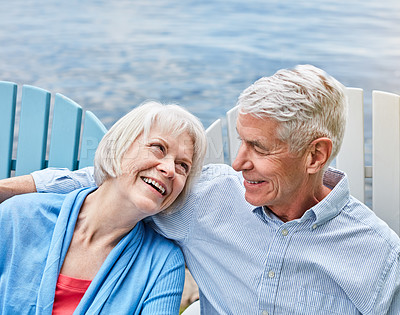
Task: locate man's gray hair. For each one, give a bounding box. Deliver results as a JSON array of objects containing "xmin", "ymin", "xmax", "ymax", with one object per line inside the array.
[{"xmin": 237, "ymin": 64, "xmax": 347, "ymax": 164}]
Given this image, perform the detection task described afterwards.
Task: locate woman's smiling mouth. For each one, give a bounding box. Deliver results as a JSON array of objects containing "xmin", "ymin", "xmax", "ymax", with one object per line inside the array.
[{"xmin": 141, "ymin": 177, "xmax": 167, "ymax": 195}]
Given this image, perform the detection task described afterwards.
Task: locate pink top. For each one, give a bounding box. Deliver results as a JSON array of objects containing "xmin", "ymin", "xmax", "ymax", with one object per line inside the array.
[{"xmin": 52, "ymin": 274, "xmax": 92, "ymax": 315}]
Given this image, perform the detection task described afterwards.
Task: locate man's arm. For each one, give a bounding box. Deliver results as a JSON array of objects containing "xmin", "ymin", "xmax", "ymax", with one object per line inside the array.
[
  {"xmin": 0, "ymin": 167, "xmax": 96, "ymax": 203},
  {"xmin": 0, "ymin": 175, "xmax": 36, "ymax": 203},
  {"xmin": 32, "ymin": 167, "xmax": 96, "ymax": 193}
]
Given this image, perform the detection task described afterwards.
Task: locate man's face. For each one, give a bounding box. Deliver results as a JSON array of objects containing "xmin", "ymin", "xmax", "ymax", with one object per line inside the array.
[{"xmin": 232, "ymin": 113, "xmax": 309, "ymax": 209}]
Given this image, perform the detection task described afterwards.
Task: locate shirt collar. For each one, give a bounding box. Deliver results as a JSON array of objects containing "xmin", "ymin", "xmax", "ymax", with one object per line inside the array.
[
  {"xmin": 310, "ymin": 167, "xmax": 350, "ymax": 226},
  {"xmin": 252, "ymin": 167, "xmax": 350, "ymax": 227}
]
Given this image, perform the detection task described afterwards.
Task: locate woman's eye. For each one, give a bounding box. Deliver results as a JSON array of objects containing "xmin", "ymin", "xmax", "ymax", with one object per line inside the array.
[
  {"xmin": 152, "ymin": 143, "xmax": 166, "ymax": 153},
  {"xmin": 181, "ymin": 163, "xmax": 189, "ymax": 173},
  {"xmin": 176, "ymin": 162, "xmax": 190, "ymax": 175}
]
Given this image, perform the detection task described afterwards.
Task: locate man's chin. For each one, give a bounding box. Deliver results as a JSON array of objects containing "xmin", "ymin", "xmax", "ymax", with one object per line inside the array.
[{"xmin": 244, "ymin": 193, "xmax": 266, "ymax": 207}]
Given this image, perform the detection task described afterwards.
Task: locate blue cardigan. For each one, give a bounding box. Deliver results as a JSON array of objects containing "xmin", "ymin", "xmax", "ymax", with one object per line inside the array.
[{"xmin": 0, "ymin": 188, "xmax": 185, "ymax": 315}]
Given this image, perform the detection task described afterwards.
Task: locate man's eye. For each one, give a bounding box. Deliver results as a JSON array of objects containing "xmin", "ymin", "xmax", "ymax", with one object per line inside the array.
[
  {"xmin": 254, "ymin": 146, "xmax": 270, "ymax": 156},
  {"xmin": 254, "ymin": 146, "xmax": 264, "ymax": 153}
]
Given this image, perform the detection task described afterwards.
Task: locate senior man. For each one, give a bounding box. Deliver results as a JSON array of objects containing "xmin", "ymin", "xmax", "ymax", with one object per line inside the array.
[{"xmin": 1, "ymin": 65, "xmax": 399, "ymax": 314}]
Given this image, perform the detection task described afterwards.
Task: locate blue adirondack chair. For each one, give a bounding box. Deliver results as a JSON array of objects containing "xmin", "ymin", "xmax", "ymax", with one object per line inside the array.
[{"xmin": 0, "ymin": 81, "xmax": 107, "ymax": 179}]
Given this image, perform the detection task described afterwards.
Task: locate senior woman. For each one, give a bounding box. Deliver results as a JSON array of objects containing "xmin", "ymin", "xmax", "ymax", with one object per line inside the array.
[{"xmin": 0, "ymin": 101, "xmax": 207, "ymax": 314}]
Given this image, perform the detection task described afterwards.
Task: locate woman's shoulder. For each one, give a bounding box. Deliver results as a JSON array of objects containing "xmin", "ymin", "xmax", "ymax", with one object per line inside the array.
[
  {"xmin": 0, "ymin": 192, "xmax": 66, "ymax": 219},
  {"xmin": 3, "ymin": 191, "xmax": 66, "ymax": 206}
]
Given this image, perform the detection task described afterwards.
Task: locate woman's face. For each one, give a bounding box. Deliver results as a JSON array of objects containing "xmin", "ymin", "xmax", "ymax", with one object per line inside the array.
[{"xmin": 118, "ymin": 126, "xmax": 194, "ymax": 217}]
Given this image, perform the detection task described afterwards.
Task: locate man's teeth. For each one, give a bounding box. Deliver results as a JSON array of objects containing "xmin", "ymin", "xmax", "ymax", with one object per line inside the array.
[
  {"xmin": 142, "ymin": 177, "xmax": 166, "ymax": 195},
  {"xmin": 247, "ymin": 180, "xmax": 261, "ymax": 184}
]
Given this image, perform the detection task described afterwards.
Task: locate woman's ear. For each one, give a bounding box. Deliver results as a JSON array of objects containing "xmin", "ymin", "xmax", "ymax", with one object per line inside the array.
[{"xmin": 306, "ymin": 137, "xmax": 332, "ymax": 174}]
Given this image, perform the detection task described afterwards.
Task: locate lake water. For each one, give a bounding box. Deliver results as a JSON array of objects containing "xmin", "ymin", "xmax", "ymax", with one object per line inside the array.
[{"xmin": 1, "ymin": 0, "xmax": 399, "ymax": 167}]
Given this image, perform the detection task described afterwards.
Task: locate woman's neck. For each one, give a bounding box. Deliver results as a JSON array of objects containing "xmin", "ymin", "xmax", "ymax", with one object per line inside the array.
[
  {"xmin": 76, "ymin": 180, "xmax": 142, "ymax": 248},
  {"xmin": 60, "ymin": 181, "xmax": 142, "ymax": 280}
]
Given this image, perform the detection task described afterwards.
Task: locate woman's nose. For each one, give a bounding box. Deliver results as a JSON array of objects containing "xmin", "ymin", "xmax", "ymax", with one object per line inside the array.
[{"xmin": 158, "ymin": 158, "xmax": 176, "ymax": 179}]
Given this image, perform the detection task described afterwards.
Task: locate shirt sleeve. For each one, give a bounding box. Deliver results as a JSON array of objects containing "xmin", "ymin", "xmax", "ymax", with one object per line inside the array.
[
  {"xmin": 31, "ymin": 167, "xmax": 96, "ymax": 194},
  {"xmin": 141, "ymin": 247, "xmax": 185, "ymax": 315},
  {"xmin": 148, "ymin": 188, "xmax": 198, "ymax": 244},
  {"xmin": 371, "ymin": 248, "xmax": 400, "ymax": 314}
]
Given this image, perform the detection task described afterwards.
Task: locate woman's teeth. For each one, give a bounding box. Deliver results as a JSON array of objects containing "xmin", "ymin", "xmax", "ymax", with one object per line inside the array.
[{"xmin": 142, "ymin": 177, "xmax": 166, "ymax": 195}]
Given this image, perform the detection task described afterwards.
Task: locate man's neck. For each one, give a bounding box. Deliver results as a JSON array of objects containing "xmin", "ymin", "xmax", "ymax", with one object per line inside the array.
[{"xmin": 266, "ymin": 182, "xmax": 332, "ymax": 223}]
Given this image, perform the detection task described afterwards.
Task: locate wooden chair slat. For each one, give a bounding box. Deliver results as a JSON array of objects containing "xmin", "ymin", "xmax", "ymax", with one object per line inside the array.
[
  {"xmin": 226, "ymin": 106, "xmax": 239, "ymax": 165},
  {"xmin": 336, "ymin": 88, "xmax": 365, "ymax": 202},
  {"xmin": 0, "ymin": 82, "xmax": 17, "ymax": 179},
  {"xmin": 15, "ymin": 85, "xmax": 51, "ymax": 176},
  {"xmin": 48, "ymin": 93, "xmax": 83, "ymax": 170},
  {"xmin": 78, "ymin": 111, "xmax": 107, "ymax": 169},
  {"xmin": 205, "ymin": 119, "xmax": 224, "ymax": 164},
  {"xmin": 372, "ymin": 90, "xmax": 400, "ymax": 234}
]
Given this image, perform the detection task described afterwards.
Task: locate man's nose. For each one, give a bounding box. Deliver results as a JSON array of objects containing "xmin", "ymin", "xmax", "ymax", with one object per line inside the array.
[{"xmin": 232, "ymin": 144, "xmax": 253, "ymax": 171}]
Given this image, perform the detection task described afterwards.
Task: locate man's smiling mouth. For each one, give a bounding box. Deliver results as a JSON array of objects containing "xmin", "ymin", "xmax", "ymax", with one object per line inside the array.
[{"xmin": 246, "ymin": 180, "xmax": 265, "ymax": 184}]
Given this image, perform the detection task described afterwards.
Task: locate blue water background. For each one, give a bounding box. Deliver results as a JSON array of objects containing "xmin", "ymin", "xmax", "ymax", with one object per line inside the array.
[{"xmin": 1, "ymin": 0, "xmax": 399, "ymax": 170}]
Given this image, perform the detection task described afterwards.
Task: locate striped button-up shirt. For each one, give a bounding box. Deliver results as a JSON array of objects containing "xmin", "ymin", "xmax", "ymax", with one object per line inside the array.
[{"xmin": 33, "ymin": 165, "xmax": 400, "ymax": 314}]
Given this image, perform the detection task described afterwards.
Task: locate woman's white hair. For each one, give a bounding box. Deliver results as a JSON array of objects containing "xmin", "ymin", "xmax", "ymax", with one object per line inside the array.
[
  {"xmin": 93, "ymin": 101, "xmax": 207, "ymax": 212},
  {"xmin": 237, "ymin": 64, "xmax": 347, "ymax": 165}
]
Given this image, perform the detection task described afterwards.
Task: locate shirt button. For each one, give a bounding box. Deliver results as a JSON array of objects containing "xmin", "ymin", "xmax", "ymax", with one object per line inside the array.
[
  {"xmin": 312, "ymin": 224, "xmax": 317, "ymax": 230},
  {"xmin": 262, "ymin": 311, "xmax": 269, "ymax": 315},
  {"xmin": 282, "ymin": 228, "xmax": 288, "ymax": 236},
  {"xmin": 268, "ymin": 270, "xmax": 275, "ymax": 278}
]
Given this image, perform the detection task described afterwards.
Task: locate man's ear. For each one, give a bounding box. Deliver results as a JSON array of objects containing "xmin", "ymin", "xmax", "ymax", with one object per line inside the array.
[{"xmin": 306, "ymin": 137, "xmax": 332, "ymax": 174}]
